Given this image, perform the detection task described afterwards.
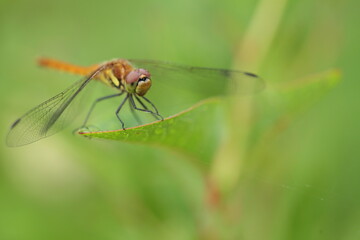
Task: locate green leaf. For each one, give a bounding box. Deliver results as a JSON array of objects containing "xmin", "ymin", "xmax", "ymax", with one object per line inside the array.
[
  {"xmin": 79, "ymin": 70, "xmax": 341, "ymax": 166},
  {"xmin": 252, "ymin": 69, "xmax": 342, "ymax": 152},
  {"xmin": 277, "ymin": 69, "xmax": 341, "ymax": 113},
  {"xmin": 79, "ymin": 98, "xmax": 223, "ymax": 166}
]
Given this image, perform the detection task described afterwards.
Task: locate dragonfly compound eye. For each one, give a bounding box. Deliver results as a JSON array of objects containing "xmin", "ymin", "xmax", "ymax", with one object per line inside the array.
[
  {"xmin": 125, "ymin": 70, "xmax": 141, "ymax": 84},
  {"xmin": 125, "ymin": 68, "xmax": 150, "ymax": 84}
]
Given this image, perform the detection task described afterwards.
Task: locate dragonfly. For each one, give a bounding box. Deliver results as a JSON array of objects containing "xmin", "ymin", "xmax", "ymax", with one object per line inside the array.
[{"xmin": 6, "ymin": 58, "xmax": 263, "ymax": 147}]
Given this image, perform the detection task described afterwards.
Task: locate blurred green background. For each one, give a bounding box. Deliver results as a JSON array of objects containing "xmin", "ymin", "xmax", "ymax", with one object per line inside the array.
[{"xmin": 1, "ymin": 0, "xmax": 359, "ymax": 239}]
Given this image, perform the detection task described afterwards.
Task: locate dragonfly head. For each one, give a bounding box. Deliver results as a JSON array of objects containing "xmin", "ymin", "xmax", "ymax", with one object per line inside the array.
[{"xmin": 125, "ymin": 68, "xmax": 151, "ymax": 96}]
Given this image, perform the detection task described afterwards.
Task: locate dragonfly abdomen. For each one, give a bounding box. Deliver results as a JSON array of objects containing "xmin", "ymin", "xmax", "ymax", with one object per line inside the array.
[{"xmin": 38, "ymin": 58, "xmax": 100, "ymax": 76}]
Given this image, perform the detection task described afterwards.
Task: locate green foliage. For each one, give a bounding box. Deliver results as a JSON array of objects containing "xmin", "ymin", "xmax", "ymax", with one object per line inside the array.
[
  {"xmin": 1, "ymin": 0, "xmax": 358, "ymax": 239},
  {"xmin": 80, "ymin": 98, "xmax": 223, "ymax": 165},
  {"xmin": 80, "ymin": 70, "xmax": 341, "ymax": 168},
  {"xmin": 254, "ymin": 69, "xmax": 341, "ymax": 147}
]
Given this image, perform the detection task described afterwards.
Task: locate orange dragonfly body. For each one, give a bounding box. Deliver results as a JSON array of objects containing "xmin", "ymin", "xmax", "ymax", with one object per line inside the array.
[
  {"xmin": 38, "ymin": 58, "xmax": 153, "ymax": 96},
  {"xmin": 7, "ymin": 57, "xmax": 263, "ymax": 147}
]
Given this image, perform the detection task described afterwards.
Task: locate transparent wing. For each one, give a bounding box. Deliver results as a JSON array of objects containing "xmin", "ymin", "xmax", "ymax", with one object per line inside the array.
[
  {"xmin": 130, "ymin": 59, "xmax": 264, "ymax": 93},
  {"xmin": 129, "ymin": 59, "xmax": 265, "ymax": 116},
  {"xmin": 6, "ymin": 68, "xmax": 103, "ymax": 147}
]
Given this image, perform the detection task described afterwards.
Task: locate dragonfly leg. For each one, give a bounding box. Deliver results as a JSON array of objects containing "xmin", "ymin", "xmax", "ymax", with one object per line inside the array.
[
  {"xmin": 139, "ymin": 95, "xmax": 164, "ymax": 120},
  {"xmin": 128, "ymin": 97, "xmax": 143, "ymax": 125},
  {"xmin": 116, "ymin": 94, "xmax": 129, "ymax": 130},
  {"xmin": 129, "ymin": 95, "xmax": 163, "ymax": 120},
  {"xmin": 133, "ymin": 95, "xmax": 161, "ymax": 120},
  {"xmin": 82, "ymin": 92, "xmax": 124, "ymax": 128}
]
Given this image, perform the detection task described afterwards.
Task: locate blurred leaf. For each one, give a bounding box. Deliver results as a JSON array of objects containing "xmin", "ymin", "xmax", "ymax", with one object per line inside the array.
[
  {"xmin": 252, "ymin": 69, "xmax": 341, "ymax": 152},
  {"xmin": 277, "ymin": 69, "xmax": 341, "ymax": 113},
  {"xmin": 79, "ymin": 98, "xmax": 223, "ymax": 166}
]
